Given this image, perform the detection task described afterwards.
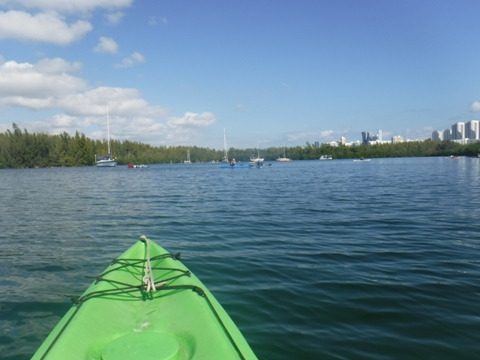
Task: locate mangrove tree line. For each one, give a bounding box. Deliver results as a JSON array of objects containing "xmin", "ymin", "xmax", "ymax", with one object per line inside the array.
[{"xmin": 0, "ymin": 124, "xmax": 479, "ymax": 168}]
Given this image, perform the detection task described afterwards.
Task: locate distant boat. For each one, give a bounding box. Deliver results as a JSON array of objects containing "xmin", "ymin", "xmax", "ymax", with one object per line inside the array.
[
  {"xmin": 277, "ymin": 143, "xmax": 292, "ymax": 162},
  {"xmin": 128, "ymin": 163, "xmax": 149, "ymax": 168},
  {"xmin": 249, "ymin": 159, "xmax": 264, "ymax": 168},
  {"xmin": 221, "ymin": 129, "xmax": 228, "ymax": 163},
  {"xmin": 354, "ymin": 157, "xmax": 370, "ymax": 162},
  {"xmin": 249, "ymin": 142, "xmax": 264, "ymax": 165},
  {"xmin": 96, "ymin": 104, "xmax": 118, "ymax": 167},
  {"xmin": 319, "ymin": 155, "xmax": 333, "ymax": 160},
  {"xmin": 184, "ymin": 149, "xmax": 192, "ymax": 164},
  {"xmin": 446, "ymin": 155, "xmax": 460, "ymax": 159}
]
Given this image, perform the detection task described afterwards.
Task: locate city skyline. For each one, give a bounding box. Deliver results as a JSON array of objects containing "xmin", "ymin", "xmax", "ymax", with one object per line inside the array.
[{"xmin": 432, "ymin": 120, "xmax": 480, "ymax": 143}]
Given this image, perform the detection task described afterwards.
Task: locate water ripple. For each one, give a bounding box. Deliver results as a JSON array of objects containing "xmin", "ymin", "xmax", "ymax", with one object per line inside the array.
[{"xmin": 1, "ymin": 158, "xmax": 480, "ymax": 359}]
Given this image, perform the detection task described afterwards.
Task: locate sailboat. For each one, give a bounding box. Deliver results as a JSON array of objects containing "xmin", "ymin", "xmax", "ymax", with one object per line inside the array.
[
  {"xmin": 184, "ymin": 149, "xmax": 192, "ymax": 164},
  {"xmin": 221, "ymin": 128, "xmax": 228, "ymax": 162},
  {"xmin": 276, "ymin": 143, "xmax": 292, "ymax": 162},
  {"xmin": 95, "ymin": 104, "xmax": 118, "ymax": 167},
  {"xmin": 249, "ymin": 142, "xmax": 264, "ymax": 165}
]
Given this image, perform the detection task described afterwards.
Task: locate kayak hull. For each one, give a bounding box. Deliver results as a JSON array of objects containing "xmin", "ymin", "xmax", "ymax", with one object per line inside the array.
[
  {"xmin": 32, "ymin": 237, "xmax": 257, "ymax": 360},
  {"xmin": 220, "ymin": 165, "xmax": 250, "ymax": 169}
]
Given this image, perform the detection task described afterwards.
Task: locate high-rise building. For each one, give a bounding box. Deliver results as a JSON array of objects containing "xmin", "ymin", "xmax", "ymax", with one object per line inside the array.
[
  {"xmin": 361, "ymin": 132, "xmax": 370, "ymax": 144},
  {"xmin": 339, "ymin": 136, "xmax": 346, "ymax": 145},
  {"xmin": 451, "ymin": 122, "xmax": 465, "ymax": 140},
  {"xmin": 392, "ymin": 135, "xmax": 404, "ymax": 143},
  {"xmin": 443, "ymin": 128, "xmax": 452, "ymax": 140},
  {"xmin": 465, "ymin": 120, "xmax": 479, "ymax": 140},
  {"xmin": 431, "ymin": 130, "xmax": 443, "ymax": 141},
  {"xmin": 378, "ymin": 129, "xmax": 382, "ymax": 142}
]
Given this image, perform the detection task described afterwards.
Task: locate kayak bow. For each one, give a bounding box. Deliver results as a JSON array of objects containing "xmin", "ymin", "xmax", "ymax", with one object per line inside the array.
[{"xmin": 32, "ymin": 236, "xmax": 257, "ymax": 360}]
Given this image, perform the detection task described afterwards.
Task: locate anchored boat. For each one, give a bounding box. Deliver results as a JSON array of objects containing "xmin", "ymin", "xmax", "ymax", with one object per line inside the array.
[
  {"xmin": 96, "ymin": 104, "xmax": 117, "ymax": 167},
  {"xmin": 277, "ymin": 143, "xmax": 292, "ymax": 162},
  {"xmin": 32, "ymin": 236, "xmax": 257, "ymax": 360}
]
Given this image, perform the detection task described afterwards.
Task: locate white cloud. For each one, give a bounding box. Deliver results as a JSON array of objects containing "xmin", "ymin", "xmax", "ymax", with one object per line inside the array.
[
  {"xmin": 0, "ymin": 0, "xmax": 134, "ymax": 14},
  {"xmin": 34, "ymin": 57, "xmax": 82, "ymax": 73},
  {"xmin": 51, "ymin": 113, "xmax": 81, "ymax": 127},
  {"xmin": 0, "ymin": 11, "xmax": 92, "ymax": 45},
  {"xmin": 0, "ymin": 58, "xmax": 87, "ymax": 102},
  {"xmin": 287, "ymin": 131, "xmax": 334, "ymax": 142},
  {"xmin": 148, "ymin": 16, "xmax": 167, "ymax": 26},
  {"xmin": 168, "ymin": 112, "xmax": 217, "ymax": 127},
  {"xmin": 0, "ymin": 56, "xmax": 216, "ymax": 145},
  {"xmin": 106, "ymin": 11, "xmax": 124, "ymax": 25},
  {"xmin": 404, "ymin": 127, "xmax": 432, "ymax": 141},
  {"xmin": 286, "ymin": 129, "xmax": 354, "ymax": 143},
  {"xmin": 115, "ymin": 52, "xmax": 145, "ymax": 68},
  {"xmin": 93, "ymin": 37, "xmax": 119, "ymax": 54},
  {"xmin": 471, "ymin": 101, "xmax": 480, "ymax": 112}
]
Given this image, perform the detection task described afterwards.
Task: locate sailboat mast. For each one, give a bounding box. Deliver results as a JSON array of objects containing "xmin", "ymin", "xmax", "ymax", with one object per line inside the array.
[
  {"xmin": 223, "ymin": 128, "xmax": 228, "ymax": 161},
  {"xmin": 107, "ymin": 103, "xmax": 111, "ymax": 155}
]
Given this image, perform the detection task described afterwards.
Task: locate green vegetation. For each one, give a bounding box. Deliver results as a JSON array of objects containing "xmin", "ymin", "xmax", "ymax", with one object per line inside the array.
[{"xmin": 1, "ymin": 124, "xmax": 479, "ymax": 168}]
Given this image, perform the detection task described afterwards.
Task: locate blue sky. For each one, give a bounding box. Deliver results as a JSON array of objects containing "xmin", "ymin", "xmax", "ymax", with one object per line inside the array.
[{"xmin": 1, "ymin": 0, "xmax": 480, "ymax": 149}]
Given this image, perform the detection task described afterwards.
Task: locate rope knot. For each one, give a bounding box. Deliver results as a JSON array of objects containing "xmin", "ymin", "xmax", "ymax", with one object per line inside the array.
[{"xmin": 142, "ymin": 236, "xmax": 156, "ymax": 292}]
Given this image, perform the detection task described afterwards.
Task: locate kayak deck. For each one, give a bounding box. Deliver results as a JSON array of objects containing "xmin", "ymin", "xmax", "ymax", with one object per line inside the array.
[{"xmin": 33, "ymin": 236, "xmax": 257, "ymax": 360}]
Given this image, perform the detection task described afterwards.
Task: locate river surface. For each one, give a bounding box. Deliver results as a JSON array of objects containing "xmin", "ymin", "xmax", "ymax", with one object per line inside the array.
[{"xmin": 1, "ymin": 157, "xmax": 480, "ymax": 359}]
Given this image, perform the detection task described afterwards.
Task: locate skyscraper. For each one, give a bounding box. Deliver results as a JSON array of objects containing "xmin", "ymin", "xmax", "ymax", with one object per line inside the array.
[
  {"xmin": 361, "ymin": 132, "xmax": 370, "ymax": 144},
  {"xmin": 465, "ymin": 120, "xmax": 479, "ymax": 140},
  {"xmin": 431, "ymin": 130, "xmax": 443, "ymax": 141},
  {"xmin": 443, "ymin": 128, "xmax": 452, "ymax": 140},
  {"xmin": 451, "ymin": 122, "xmax": 465, "ymax": 140}
]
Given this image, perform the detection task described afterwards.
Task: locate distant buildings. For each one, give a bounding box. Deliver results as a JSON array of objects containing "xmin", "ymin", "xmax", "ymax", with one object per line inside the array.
[
  {"xmin": 316, "ymin": 128, "xmax": 420, "ymax": 148},
  {"xmin": 432, "ymin": 121, "xmax": 479, "ymax": 143},
  {"xmin": 362, "ymin": 131, "xmax": 378, "ymax": 144},
  {"xmin": 361, "ymin": 129, "xmax": 401, "ymax": 144}
]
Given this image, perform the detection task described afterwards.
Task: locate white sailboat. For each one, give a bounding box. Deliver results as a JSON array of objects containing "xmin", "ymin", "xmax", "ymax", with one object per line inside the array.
[
  {"xmin": 276, "ymin": 143, "xmax": 292, "ymax": 162},
  {"xmin": 249, "ymin": 142, "xmax": 264, "ymax": 164},
  {"xmin": 96, "ymin": 104, "xmax": 118, "ymax": 167},
  {"xmin": 184, "ymin": 149, "xmax": 192, "ymax": 164},
  {"xmin": 221, "ymin": 128, "xmax": 228, "ymax": 162}
]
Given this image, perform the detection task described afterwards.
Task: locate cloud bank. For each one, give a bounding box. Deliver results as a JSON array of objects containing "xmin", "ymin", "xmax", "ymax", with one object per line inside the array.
[
  {"xmin": 0, "ymin": 11, "xmax": 92, "ymax": 45},
  {"xmin": 0, "ymin": 0, "xmax": 134, "ymax": 14},
  {"xmin": 0, "ymin": 56, "xmax": 216, "ymax": 145},
  {"xmin": 0, "ymin": 0, "xmax": 132, "ymax": 44}
]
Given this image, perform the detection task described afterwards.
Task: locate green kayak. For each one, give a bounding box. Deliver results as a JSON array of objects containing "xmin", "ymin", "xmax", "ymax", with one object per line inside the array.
[{"xmin": 32, "ymin": 236, "xmax": 257, "ymax": 360}]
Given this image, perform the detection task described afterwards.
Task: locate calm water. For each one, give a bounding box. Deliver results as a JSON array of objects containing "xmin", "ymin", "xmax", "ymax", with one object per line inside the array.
[{"xmin": 1, "ymin": 157, "xmax": 480, "ymax": 359}]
